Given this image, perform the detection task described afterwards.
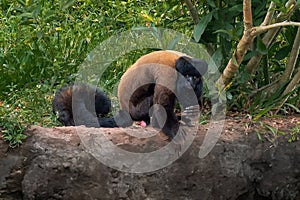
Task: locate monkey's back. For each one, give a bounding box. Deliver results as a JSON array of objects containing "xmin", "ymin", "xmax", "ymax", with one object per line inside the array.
[{"xmin": 117, "ymin": 50, "xmax": 187, "ymax": 111}]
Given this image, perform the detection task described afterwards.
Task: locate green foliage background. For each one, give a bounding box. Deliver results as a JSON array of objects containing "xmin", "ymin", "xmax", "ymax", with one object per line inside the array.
[
  {"xmin": 0, "ymin": 0, "xmax": 193, "ymax": 146},
  {"xmin": 0, "ymin": 0, "xmax": 299, "ymax": 146}
]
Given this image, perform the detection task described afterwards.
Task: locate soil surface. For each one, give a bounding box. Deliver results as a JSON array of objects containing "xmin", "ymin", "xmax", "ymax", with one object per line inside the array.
[{"xmin": 0, "ymin": 114, "xmax": 299, "ymax": 200}]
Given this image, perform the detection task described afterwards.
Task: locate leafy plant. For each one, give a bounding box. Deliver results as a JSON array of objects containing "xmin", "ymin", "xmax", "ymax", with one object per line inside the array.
[
  {"xmin": 0, "ymin": 0, "xmax": 193, "ymax": 146},
  {"xmin": 0, "ymin": 101, "xmax": 27, "ymax": 147},
  {"xmin": 1, "ymin": 0, "xmax": 299, "ymax": 147},
  {"xmin": 254, "ymin": 121, "xmax": 286, "ymax": 143},
  {"xmin": 288, "ymin": 122, "xmax": 300, "ymax": 142}
]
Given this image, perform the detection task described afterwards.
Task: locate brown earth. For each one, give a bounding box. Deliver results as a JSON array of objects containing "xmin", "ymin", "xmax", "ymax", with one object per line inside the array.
[{"xmin": 0, "ymin": 115, "xmax": 299, "ymax": 200}]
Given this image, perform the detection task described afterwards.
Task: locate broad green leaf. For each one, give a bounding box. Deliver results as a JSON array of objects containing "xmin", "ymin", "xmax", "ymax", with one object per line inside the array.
[
  {"xmin": 193, "ymin": 12, "xmax": 213, "ymax": 42},
  {"xmin": 228, "ymin": 5, "xmax": 243, "ymax": 13},
  {"xmin": 275, "ymin": 45, "xmax": 291, "ymax": 60},
  {"xmin": 253, "ymin": 1, "xmax": 267, "ymax": 16},
  {"xmin": 206, "ymin": 0, "xmax": 216, "ymax": 8},
  {"xmin": 167, "ymin": 35, "xmax": 181, "ymax": 50},
  {"xmin": 211, "ymin": 48, "xmax": 223, "ymax": 69},
  {"xmin": 256, "ymin": 36, "xmax": 268, "ymax": 55},
  {"xmin": 244, "ymin": 50, "xmax": 259, "ymax": 61},
  {"xmin": 231, "ymin": 55, "xmax": 238, "ymax": 66}
]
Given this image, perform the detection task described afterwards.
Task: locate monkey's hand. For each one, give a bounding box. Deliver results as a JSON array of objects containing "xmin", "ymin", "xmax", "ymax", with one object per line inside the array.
[{"xmin": 180, "ymin": 105, "xmax": 200, "ymax": 126}]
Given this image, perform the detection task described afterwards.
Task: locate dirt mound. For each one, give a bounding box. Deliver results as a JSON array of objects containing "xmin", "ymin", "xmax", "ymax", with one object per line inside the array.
[{"xmin": 0, "ymin": 116, "xmax": 299, "ymax": 200}]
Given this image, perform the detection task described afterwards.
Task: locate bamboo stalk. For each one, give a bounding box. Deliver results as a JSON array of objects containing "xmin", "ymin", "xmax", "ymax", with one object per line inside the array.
[
  {"xmin": 276, "ymin": 64, "xmax": 300, "ymax": 113},
  {"xmin": 261, "ymin": 1, "xmax": 276, "ymax": 26},
  {"xmin": 245, "ymin": 1, "xmax": 299, "ymax": 74},
  {"xmin": 279, "ymin": 27, "xmax": 300, "ymax": 84}
]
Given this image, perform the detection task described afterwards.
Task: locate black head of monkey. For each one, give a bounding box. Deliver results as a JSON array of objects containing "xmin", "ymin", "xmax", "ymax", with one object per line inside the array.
[
  {"xmin": 175, "ymin": 56, "xmax": 207, "ymax": 107},
  {"xmin": 117, "ymin": 50, "xmax": 208, "ymax": 140}
]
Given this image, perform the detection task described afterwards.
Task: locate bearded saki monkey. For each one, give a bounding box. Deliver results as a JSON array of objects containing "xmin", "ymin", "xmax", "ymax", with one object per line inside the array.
[
  {"xmin": 52, "ymin": 84, "xmax": 118, "ymax": 127},
  {"xmin": 117, "ymin": 50, "xmax": 208, "ymax": 140}
]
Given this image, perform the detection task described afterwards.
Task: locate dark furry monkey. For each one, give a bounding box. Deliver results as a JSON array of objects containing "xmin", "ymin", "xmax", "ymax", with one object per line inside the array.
[
  {"xmin": 53, "ymin": 50, "xmax": 207, "ymax": 136},
  {"xmin": 52, "ymin": 84, "xmax": 117, "ymax": 127}
]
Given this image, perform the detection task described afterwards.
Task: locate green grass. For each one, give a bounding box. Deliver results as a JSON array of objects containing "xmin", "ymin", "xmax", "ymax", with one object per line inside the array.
[
  {"xmin": 1, "ymin": 0, "xmax": 299, "ymax": 147},
  {"xmin": 0, "ymin": 0, "xmax": 191, "ymax": 147},
  {"xmin": 0, "ymin": 84, "xmax": 58, "ymax": 147}
]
